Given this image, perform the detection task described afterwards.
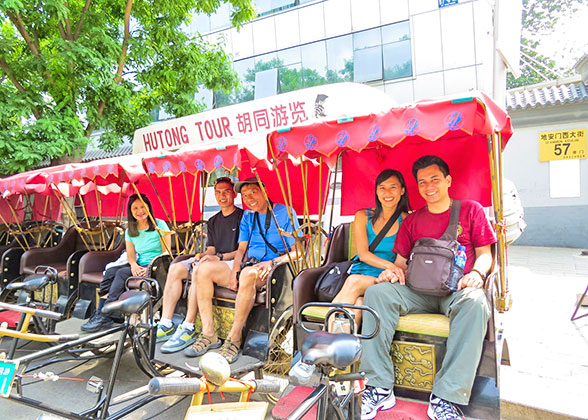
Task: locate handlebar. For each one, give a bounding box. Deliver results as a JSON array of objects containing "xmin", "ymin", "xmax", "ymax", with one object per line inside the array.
[
  {"xmin": 298, "ymin": 302, "xmax": 380, "ymax": 340},
  {"xmin": 0, "ymin": 301, "xmax": 62, "ymax": 320},
  {"xmin": 148, "ymin": 377, "xmax": 280, "ymax": 396}
]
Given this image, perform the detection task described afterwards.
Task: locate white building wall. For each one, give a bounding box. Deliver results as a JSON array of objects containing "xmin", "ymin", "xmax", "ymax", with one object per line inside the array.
[{"xmin": 198, "ymin": 0, "xmax": 497, "ymax": 105}]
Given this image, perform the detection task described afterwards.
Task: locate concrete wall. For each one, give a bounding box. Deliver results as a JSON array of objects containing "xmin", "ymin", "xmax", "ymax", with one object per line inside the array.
[{"xmin": 504, "ymin": 105, "xmax": 588, "ymax": 248}]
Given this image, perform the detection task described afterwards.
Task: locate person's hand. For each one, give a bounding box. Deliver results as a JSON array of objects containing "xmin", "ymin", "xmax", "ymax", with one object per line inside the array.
[
  {"xmin": 255, "ymin": 260, "xmax": 273, "ymax": 283},
  {"xmin": 193, "ymin": 253, "xmax": 202, "ymax": 263},
  {"xmin": 457, "ymin": 271, "xmax": 484, "ymax": 290},
  {"xmin": 198, "ymin": 254, "xmax": 219, "ymax": 263},
  {"xmin": 228, "ymin": 272, "xmax": 239, "ymax": 291},
  {"xmin": 131, "ymin": 263, "xmax": 146, "ymax": 277},
  {"xmin": 377, "ymin": 266, "xmax": 405, "ymax": 285}
]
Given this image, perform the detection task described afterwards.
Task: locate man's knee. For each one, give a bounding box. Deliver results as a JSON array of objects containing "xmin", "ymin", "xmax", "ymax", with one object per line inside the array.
[
  {"xmin": 167, "ymin": 263, "xmax": 187, "ymax": 283},
  {"xmin": 457, "ymin": 287, "xmax": 491, "ymax": 319},
  {"xmin": 238, "ymin": 267, "xmax": 258, "ymax": 289},
  {"xmin": 364, "ymin": 282, "xmax": 397, "ymax": 305}
]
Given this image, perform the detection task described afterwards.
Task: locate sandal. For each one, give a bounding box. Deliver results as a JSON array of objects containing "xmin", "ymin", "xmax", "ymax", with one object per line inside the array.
[
  {"xmin": 217, "ymin": 338, "xmax": 241, "ymax": 364},
  {"xmin": 183, "ymin": 333, "xmax": 221, "ymax": 358}
]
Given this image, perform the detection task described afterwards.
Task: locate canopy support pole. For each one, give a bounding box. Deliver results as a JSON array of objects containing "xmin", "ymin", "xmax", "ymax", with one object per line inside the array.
[{"xmin": 487, "ymin": 133, "xmax": 510, "ymax": 312}]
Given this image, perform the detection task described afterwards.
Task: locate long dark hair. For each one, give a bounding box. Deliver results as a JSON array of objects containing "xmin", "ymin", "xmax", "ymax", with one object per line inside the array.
[
  {"xmin": 372, "ymin": 169, "xmax": 411, "ymax": 224},
  {"xmin": 127, "ymin": 194, "xmax": 156, "ymax": 237}
]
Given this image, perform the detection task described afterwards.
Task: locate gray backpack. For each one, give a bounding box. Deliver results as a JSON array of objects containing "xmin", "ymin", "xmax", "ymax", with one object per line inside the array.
[{"xmin": 405, "ymin": 200, "xmax": 461, "ymax": 296}]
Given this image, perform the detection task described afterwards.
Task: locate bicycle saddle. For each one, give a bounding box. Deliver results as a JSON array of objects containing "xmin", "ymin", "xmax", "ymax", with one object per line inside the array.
[
  {"xmin": 6, "ymin": 274, "xmax": 50, "ymax": 292},
  {"xmin": 102, "ymin": 291, "xmax": 151, "ymax": 316},
  {"xmin": 301, "ymin": 331, "xmax": 362, "ymax": 369}
]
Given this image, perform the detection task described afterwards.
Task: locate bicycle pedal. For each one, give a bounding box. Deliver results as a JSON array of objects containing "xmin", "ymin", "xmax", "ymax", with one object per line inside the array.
[{"xmin": 86, "ymin": 376, "xmax": 103, "ymax": 394}]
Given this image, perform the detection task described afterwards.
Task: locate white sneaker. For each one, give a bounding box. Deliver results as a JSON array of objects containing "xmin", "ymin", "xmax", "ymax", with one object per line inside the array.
[
  {"xmin": 427, "ymin": 395, "xmax": 465, "ymax": 420},
  {"xmin": 360, "ymin": 386, "xmax": 396, "ymax": 420}
]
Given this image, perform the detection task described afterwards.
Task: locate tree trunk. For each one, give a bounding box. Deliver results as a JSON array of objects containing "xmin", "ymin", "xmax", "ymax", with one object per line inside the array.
[{"xmin": 50, "ymin": 148, "xmax": 85, "ymax": 166}]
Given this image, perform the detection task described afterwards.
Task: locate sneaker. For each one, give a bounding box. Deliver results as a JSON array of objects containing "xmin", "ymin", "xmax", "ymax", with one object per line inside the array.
[
  {"xmin": 427, "ymin": 395, "xmax": 464, "ymax": 420},
  {"xmin": 160, "ymin": 325, "xmax": 196, "ymax": 353},
  {"xmin": 81, "ymin": 312, "xmax": 115, "ymax": 333},
  {"xmin": 361, "ymin": 386, "xmax": 396, "ymax": 420},
  {"xmin": 156, "ymin": 323, "xmax": 177, "ymax": 343}
]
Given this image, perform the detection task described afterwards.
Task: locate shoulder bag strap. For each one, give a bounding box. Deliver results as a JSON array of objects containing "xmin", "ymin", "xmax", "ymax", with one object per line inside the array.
[
  {"xmin": 440, "ymin": 200, "xmax": 461, "ymax": 241},
  {"xmin": 255, "ymin": 211, "xmax": 280, "ymax": 255},
  {"xmin": 368, "ymin": 207, "xmax": 403, "ymax": 253}
]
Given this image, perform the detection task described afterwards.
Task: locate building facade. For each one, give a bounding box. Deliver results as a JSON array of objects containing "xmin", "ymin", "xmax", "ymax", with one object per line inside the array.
[{"xmin": 177, "ymin": 0, "xmax": 507, "ymax": 113}]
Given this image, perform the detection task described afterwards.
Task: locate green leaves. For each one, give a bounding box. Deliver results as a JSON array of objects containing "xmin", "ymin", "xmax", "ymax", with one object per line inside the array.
[{"xmin": 0, "ymin": 0, "xmax": 253, "ymax": 174}]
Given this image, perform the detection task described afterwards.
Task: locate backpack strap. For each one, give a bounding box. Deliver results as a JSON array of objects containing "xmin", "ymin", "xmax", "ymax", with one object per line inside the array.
[{"xmin": 440, "ymin": 200, "xmax": 461, "ymax": 241}]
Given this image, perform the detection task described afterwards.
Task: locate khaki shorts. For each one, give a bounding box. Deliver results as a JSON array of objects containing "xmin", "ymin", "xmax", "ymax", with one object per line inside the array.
[{"xmin": 174, "ymin": 257, "xmax": 234, "ymax": 277}]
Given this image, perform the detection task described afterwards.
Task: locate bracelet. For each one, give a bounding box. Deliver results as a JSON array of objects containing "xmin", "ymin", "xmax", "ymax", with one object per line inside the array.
[{"xmin": 470, "ymin": 268, "xmax": 487, "ymax": 280}]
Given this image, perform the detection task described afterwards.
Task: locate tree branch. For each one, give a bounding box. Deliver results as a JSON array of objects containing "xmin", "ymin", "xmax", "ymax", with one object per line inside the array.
[
  {"xmin": 115, "ymin": 0, "xmax": 133, "ymax": 84},
  {"xmin": 86, "ymin": 0, "xmax": 133, "ymax": 137},
  {"xmin": 0, "ymin": 57, "xmax": 42, "ymax": 120},
  {"xmin": 6, "ymin": 11, "xmax": 41, "ymax": 57},
  {"xmin": 57, "ymin": 22, "xmax": 68, "ymax": 40},
  {"xmin": 64, "ymin": 1, "xmax": 73, "ymax": 39},
  {"xmin": 73, "ymin": 0, "xmax": 92, "ymax": 40}
]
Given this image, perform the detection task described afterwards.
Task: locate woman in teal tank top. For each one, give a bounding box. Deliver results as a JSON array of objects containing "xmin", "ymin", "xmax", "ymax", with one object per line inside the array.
[{"xmin": 331, "ymin": 169, "xmax": 411, "ymax": 326}]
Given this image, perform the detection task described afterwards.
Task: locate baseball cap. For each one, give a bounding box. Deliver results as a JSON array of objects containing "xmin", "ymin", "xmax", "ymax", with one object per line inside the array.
[{"xmin": 234, "ymin": 177, "xmax": 265, "ymax": 193}]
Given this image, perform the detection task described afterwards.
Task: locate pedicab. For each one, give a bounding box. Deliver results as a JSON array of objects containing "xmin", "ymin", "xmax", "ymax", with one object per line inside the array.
[
  {"xmin": 0, "ymin": 154, "xmax": 202, "ymax": 418},
  {"xmin": 0, "ymin": 167, "xmax": 66, "ymax": 296},
  {"xmin": 139, "ymin": 137, "xmax": 332, "ymax": 402},
  {"xmin": 266, "ymin": 92, "xmax": 513, "ymax": 420}
]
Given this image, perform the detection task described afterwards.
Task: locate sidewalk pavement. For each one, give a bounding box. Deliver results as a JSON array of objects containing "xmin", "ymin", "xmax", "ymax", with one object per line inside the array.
[{"xmin": 500, "ymin": 245, "xmax": 588, "ymax": 420}]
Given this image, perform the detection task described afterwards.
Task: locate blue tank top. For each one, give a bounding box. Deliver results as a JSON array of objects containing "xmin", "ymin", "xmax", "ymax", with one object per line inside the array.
[{"xmin": 349, "ymin": 212, "xmax": 402, "ymax": 278}]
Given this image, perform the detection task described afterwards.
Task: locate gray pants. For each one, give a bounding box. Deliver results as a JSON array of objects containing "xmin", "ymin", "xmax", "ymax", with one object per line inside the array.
[{"xmin": 360, "ymin": 282, "xmax": 491, "ymax": 405}]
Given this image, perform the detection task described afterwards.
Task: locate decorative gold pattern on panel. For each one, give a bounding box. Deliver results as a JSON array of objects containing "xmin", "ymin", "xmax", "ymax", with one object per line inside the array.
[
  {"xmin": 391, "ymin": 340, "xmax": 436, "ymax": 391},
  {"xmin": 194, "ymin": 305, "xmax": 234, "ymax": 339},
  {"xmin": 34, "ymin": 283, "xmax": 59, "ymax": 304}
]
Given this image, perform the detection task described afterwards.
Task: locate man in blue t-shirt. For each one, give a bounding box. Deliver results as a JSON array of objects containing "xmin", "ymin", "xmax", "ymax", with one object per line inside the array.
[{"xmin": 184, "ymin": 177, "xmax": 300, "ymax": 363}]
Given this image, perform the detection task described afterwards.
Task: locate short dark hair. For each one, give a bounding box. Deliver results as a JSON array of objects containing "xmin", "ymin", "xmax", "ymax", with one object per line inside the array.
[
  {"xmin": 214, "ymin": 176, "xmax": 234, "ymax": 187},
  {"xmin": 412, "ymin": 155, "xmax": 450, "ymax": 181}
]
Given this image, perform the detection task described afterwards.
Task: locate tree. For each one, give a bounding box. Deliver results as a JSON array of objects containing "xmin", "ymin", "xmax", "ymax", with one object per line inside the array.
[
  {"xmin": 508, "ymin": 0, "xmax": 585, "ymax": 88},
  {"xmin": 0, "ymin": 0, "xmax": 255, "ymax": 174}
]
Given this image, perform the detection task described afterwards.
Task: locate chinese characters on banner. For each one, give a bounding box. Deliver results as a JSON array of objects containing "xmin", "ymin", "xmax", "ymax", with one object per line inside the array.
[{"xmin": 539, "ymin": 128, "xmax": 587, "ymax": 162}]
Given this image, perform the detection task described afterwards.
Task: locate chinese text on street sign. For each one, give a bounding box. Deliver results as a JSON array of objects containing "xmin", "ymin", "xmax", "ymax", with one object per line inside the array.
[{"xmin": 539, "ymin": 128, "xmax": 586, "ymax": 162}]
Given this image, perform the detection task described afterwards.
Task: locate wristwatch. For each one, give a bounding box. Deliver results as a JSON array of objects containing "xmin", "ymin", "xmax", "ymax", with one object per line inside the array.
[{"xmin": 216, "ymin": 252, "xmax": 223, "ymax": 261}]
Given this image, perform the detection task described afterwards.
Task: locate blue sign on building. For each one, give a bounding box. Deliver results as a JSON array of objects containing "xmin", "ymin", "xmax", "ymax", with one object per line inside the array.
[{"xmin": 438, "ymin": 0, "xmax": 459, "ymax": 7}]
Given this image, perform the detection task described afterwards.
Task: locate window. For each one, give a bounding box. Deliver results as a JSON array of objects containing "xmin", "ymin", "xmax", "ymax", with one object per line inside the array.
[
  {"xmin": 214, "ymin": 21, "xmax": 412, "ymax": 108},
  {"xmin": 382, "ymin": 21, "xmax": 412, "ymax": 80},
  {"xmin": 301, "ymin": 41, "xmax": 327, "ymax": 87},
  {"xmin": 352, "ymin": 21, "xmax": 412, "ymax": 83},
  {"xmin": 326, "ymin": 35, "xmax": 353, "ymax": 82}
]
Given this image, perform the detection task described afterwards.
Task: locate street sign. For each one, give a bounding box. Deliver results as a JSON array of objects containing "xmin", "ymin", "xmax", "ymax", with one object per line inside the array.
[
  {"xmin": 438, "ymin": 0, "xmax": 458, "ymax": 7},
  {"xmin": 539, "ymin": 128, "xmax": 587, "ymax": 162},
  {"xmin": 0, "ymin": 359, "xmax": 19, "ymax": 397}
]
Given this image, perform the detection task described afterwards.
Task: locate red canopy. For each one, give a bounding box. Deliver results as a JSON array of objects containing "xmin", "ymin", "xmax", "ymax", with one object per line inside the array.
[
  {"xmin": 269, "ymin": 93, "xmax": 512, "ymax": 214},
  {"xmin": 142, "ymin": 139, "xmax": 330, "ymax": 217}
]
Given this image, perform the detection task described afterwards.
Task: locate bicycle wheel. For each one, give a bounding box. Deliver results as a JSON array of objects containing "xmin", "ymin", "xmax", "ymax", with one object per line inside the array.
[{"xmin": 257, "ymin": 306, "xmax": 294, "ymax": 404}]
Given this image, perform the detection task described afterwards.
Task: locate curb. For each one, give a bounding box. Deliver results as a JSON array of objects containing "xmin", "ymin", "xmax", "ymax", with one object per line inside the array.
[{"xmin": 501, "ymin": 400, "xmax": 586, "ymax": 420}]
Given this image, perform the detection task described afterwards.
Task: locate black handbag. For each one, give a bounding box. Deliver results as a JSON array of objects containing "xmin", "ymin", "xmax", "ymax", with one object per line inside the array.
[{"xmin": 314, "ymin": 208, "xmax": 402, "ymax": 302}]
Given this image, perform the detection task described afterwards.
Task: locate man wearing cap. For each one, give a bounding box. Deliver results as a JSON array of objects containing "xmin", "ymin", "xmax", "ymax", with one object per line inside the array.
[
  {"xmin": 156, "ymin": 177, "xmax": 243, "ymax": 353},
  {"xmin": 185, "ymin": 176, "xmax": 300, "ymax": 363}
]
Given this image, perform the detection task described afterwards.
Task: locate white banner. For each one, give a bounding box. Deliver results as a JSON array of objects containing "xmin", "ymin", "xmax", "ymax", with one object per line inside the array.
[{"xmin": 132, "ymin": 83, "xmax": 395, "ymax": 154}]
